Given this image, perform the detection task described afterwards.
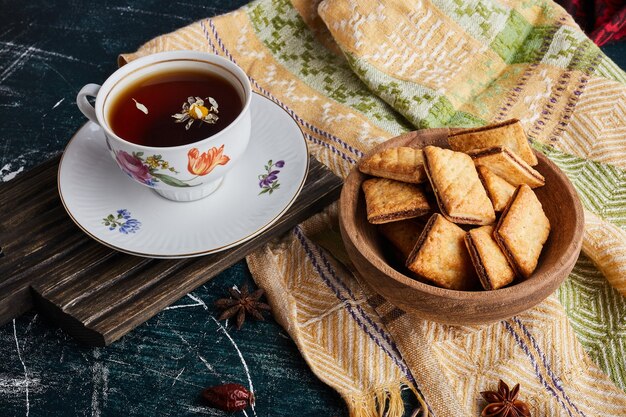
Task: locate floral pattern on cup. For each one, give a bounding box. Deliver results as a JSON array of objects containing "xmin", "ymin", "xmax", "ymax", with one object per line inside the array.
[
  {"xmin": 116, "ymin": 151, "xmax": 156, "ymax": 186},
  {"xmin": 187, "ymin": 144, "xmax": 230, "ymax": 176},
  {"xmin": 115, "ymin": 150, "xmax": 198, "ymax": 188},
  {"xmin": 103, "ymin": 209, "xmax": 141, "ymax": 234},
  {"xmin": 258, "ymin": 160, "xmax": 284, "ymax": 195}
]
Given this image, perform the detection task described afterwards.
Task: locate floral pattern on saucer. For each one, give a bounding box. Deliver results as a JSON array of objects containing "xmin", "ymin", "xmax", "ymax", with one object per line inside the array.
[
  {"xmin": 258, "ymin": 159, "xmax": 285, "ymax": 195},
  {"xmin": 103, "ymin": 209, "xmax": 141, "ymax": 234}
]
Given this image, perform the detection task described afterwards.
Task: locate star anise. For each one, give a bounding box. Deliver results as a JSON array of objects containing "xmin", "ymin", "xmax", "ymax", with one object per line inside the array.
[
  {"xmin": 214, "ymin": 284, "xmax": 271, "ymax": 329},
  {"xmin": 481, "ymin": 380, "xmax": 531, "ymax": 417}
]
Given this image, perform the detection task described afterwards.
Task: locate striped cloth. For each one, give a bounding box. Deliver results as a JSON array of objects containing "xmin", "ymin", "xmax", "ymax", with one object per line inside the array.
[{"xmin": 121, "ymin": 0, "xmax": 626, "ymax": 415}]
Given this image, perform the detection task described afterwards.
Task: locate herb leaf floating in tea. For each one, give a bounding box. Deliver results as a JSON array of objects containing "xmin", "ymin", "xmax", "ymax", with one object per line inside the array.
[
  {"xmin": 132, "ymin": 98, "xmax": 149, "ymax": 114},
  {"xmin": 214, "ymin": 284, "xmax": 271, "ymax": 330},
  {"xmin": 481, "ymin": 379, "xmax": 531, "ymax": 417},
  {"xmin": 172, "ymin": 96, "xmax": 219, "ymax": 130}
]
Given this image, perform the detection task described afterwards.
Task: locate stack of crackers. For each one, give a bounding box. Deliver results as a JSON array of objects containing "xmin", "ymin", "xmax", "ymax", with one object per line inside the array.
[{"xmin": 359, "ymin": 119, "xmax": 551, "ymax": 291}]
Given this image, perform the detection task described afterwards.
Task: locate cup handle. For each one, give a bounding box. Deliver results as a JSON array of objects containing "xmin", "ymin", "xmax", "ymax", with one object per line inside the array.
[{"xmin": 76, "ymin": 84, "xmax": 101, "ymax": 125}]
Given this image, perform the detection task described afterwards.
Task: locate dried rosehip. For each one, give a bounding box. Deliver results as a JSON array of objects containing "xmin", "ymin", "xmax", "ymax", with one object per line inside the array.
[{"xmin": 201, "ymin": 383, "xmax": 255, "ymax": 412}]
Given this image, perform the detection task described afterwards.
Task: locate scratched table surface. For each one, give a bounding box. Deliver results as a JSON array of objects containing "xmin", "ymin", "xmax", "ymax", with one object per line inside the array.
[
  {"xmin": 1, "ymin": 1, "xmax": 625, "ymax": 417},
  {"xmin": 0, "ymin": 1, "xmax": 348, "ymax": 416}
]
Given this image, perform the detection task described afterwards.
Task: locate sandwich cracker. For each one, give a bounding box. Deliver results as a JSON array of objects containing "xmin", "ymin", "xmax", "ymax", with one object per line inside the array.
[
  {"xmin": 423, "ymin": 146, "xmax": 495, "ymax": 225},
  {"xmin": 494, "ymin": 184, "xmax": 551, "ymax": 278},
  {"xmin": 406, "ymin": 214, "xmax": 478, "ymax": 290},
  {"xmin": 362, "ymin": 178, "xmax": 431, "ymax": 224},
  {"xmin": 359, "ymin": 147, "xmax": 427, "ymax": 183},
  {"xmin": 465, "ymin": 225, "xmax": 516, "ymax": 290},
  {"xmin": 448, "ymin": 119, "xmax": 538, "ymax": 166},
  {"xmin": 378, "ymin": 219, "xmax": 425, "ymax": 260},
  {"xmin": 477, "ymin": 165, "xmax": 516, "ymax": 211},
  {"xmin": 469, "ymin": 146, "xmax": 545, "ymax": 188}
]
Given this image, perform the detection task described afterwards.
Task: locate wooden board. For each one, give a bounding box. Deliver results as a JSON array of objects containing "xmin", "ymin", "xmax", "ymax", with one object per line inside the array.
[{"xmin": 0, "ymin": 154, "xmax": 342, "ymax": 346}]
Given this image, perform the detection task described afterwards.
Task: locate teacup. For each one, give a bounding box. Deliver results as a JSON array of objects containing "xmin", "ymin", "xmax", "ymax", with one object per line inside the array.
[{"xmin": 76, "ymin": 51, "xmax": 252, "ymax": 202}]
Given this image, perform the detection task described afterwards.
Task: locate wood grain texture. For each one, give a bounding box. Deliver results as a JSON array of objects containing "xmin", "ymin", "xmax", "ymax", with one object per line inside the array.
[
  {"xmin": 0, "ymin": 154, "xmax": 342, "ymax": 346},
  {"xmin": 0, "ymin": 2, "xmax": 349, "ymax": 414},
  {"xmin": 339, "ymin": 129, "xmax": 585, "ymax": 324}
]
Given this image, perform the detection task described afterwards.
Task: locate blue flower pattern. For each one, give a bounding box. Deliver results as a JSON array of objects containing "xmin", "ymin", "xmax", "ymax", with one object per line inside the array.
[{"xmin": 103, "ymin": 209, "xmax": 141, "ymax": 234}]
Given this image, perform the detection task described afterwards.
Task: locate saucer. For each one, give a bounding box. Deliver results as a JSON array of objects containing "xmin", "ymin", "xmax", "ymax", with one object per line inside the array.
[{"xmin": 58, "ymin": 93, "xmax": 309, "ymax": 258}]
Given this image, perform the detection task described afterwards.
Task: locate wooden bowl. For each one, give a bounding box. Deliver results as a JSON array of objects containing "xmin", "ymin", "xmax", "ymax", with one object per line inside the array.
[{"xmin": 339, "ymin": 128, "xmax": 584, "ymax": 325}]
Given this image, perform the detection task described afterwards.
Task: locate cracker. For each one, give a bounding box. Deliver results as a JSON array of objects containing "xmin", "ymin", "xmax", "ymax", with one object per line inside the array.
[
  {"xmin": 494, "ymin": 184, "xmax": 551, "ymax": 278},
  {"xmin": 476, "ymin": 165, "xmax": 516, "ymax": 211},
  {"xmin": 422, "ymin": 146, "xmax": 495, "ymax": 225},
  {"xmin": 469, "ymin": 146, "xmax": 545, "ymax": 188},
  {"xmin": 465, "ymin": 225, "xmax": 516, "ymax": 290},
  {"xmin": 378, "ymin": 219, "xmax": 425, "ymax": 260},
  {"xmin": 406, "ymin": 214, "xmax": 478, "ymax": 290},
  {"xmin": 379, "ymin": 219, "xmax": 428, "ymax": 282},
  {"xmin": 448, "ymin": 119, "xmax": 538, "ymax": 166},
  {"xmin": 362, "ymin": 178, "xmax": 431, "ymax": 224},
  {"xmin": 359, "ymin": 147, "xmax": 427, "ymax": 183}
]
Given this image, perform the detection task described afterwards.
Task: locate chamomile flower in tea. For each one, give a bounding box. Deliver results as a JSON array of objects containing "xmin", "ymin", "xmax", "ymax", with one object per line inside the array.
[{"xmin": 172, "ymin": 96, "xmax": 219, "ymax": 130}]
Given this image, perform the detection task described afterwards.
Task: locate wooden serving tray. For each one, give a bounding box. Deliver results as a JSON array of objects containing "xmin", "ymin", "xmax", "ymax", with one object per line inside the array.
[{"xmin": 0, "ymin": 154, "xmax": 342, "ymax": 346}]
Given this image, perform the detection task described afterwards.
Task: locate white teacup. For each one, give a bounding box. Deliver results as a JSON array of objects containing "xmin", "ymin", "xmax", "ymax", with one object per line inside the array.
[{"xmin": 76, "ymin": 51, "xmax": 252, "ymax": 202}]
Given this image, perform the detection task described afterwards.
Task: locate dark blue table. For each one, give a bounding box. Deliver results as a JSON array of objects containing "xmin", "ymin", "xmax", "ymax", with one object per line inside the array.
[
  {"xmin": 1, "ymin": 1, "xmax": 624, "ymax": 416},
  {"xmin": 0, "ymin": 1, "xmax": 345, "ymax": 416}
]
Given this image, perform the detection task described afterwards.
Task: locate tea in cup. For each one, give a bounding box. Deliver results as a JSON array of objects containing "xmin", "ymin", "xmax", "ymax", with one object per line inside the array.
[{"xmin": 76, "ymin": 51, "xmax": 252, "ymax": 202}]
